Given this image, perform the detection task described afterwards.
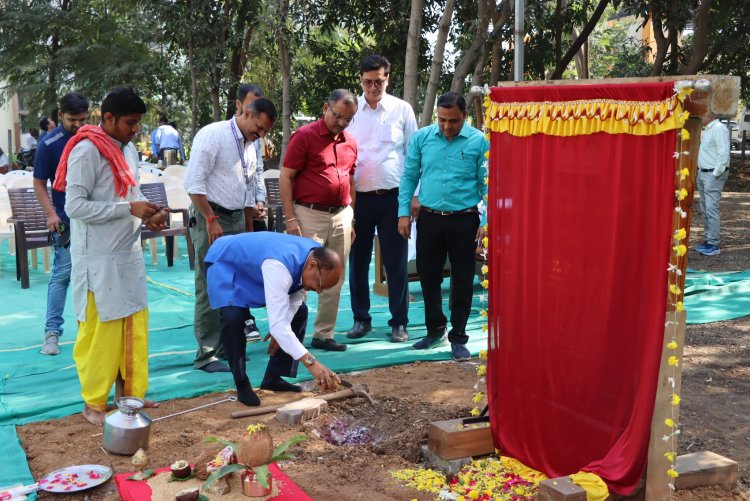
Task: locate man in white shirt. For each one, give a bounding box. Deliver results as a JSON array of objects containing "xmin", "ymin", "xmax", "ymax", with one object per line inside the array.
[
  {"xmin": 205, "ymin": 232, "xmax": 342, "ymax": 406},
  {"xmin": 184, "ymin": 98, "xmax": 277, "ymax": 373},
  {"xmin": 345, "ymin": 55, "xmax": 418, "ymax": 343},
  {"xmin": 695, "ymin": 113, "xmax": 731, "ymax": 256}
]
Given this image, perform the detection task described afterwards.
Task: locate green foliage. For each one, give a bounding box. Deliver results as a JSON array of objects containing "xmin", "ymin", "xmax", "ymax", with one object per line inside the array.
[{"xmin": 589, "ymin": 22, "xmax": 652, "ymax": 78}]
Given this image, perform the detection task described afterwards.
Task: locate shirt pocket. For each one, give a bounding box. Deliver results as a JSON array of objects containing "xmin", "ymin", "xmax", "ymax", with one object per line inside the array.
[
  {"xmin": 446, "ymin": 149, "xmax": 480, "ymax": 183},
  {"xmin": 380, "ymin": 124, "xmax": 404, "ymax": 144}
]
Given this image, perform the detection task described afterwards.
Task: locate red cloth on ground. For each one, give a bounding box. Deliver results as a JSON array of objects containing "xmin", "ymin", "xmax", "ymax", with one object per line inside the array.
[
  {"xmin": 53, "ymin": 124, "xmax": 137, "ymax": 198},
  {"xmin": 114, "ymin": 463, "xmax": 312, "ymax": 501},
  {"xmin": 283, "ymin": 119, "xmax": 357, "ymax": 206},
  {"xmin": 486, "ymin": 82, "xmax": 677, "ymax": 495}
]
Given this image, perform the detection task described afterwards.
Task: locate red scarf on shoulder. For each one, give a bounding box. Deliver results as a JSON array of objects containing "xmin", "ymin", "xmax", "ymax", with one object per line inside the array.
[{"xmin": 53, "ymin": 124, "xmax": 137, "ymax": 198}]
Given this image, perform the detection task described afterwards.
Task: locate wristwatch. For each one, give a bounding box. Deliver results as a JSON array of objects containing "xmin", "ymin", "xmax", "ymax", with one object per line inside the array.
[{"xmin": 302, "ymin": 354, "xmax": 317, "ymax": 368}]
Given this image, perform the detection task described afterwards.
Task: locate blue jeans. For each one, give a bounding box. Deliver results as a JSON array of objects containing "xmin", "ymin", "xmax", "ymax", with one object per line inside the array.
[{"xmin": 45, "ymin": 234, "xmax": 72, "ymax": 335}]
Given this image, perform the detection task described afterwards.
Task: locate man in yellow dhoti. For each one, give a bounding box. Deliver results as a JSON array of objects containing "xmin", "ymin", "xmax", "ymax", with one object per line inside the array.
[{"xmin": 59, "ymin": 88, "xmax": 166, "ymax": 426}]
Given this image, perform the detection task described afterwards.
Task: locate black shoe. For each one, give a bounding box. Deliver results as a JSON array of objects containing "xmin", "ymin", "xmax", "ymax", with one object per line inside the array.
[
  {"xmin": 261, "ymin": 376, "xmax": 302, "ymax": 393},
  {"xmin": 391, "ymin": 325, "xmax": 409, "ymax": 343},
  {"xmin": 236, "ymin": 380, "xmax": 261, "ymax": 406},
  {"xmin": 346, "ymin": 321, "xmax": 372, "ymax": 339},
  {"xmin": 198, "ymin": 360, "xmax": 231, "ymax": 373},
  {"xmin": 310, "ymin": 338, "xmax": 348, "ymax": 352}
]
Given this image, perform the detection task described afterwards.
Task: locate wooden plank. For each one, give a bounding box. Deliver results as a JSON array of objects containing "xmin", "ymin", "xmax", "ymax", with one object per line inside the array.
[{"xmin": 427, "ymin": 418, "xmax": 494, "ymax": 460}]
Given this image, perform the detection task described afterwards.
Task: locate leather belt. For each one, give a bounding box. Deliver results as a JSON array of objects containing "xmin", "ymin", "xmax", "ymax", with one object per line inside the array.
[
  {"xmin": 208, "ymin": 201, "xmax": 243, "ymax": 216},
  {"xmin": 699, "ymin": 168, "xmax": 726, "ymax": 173},
  {"xmin": 295, "ymin": 201, "xmax": 347, "ymax": 214},
  {"xmin": 420, "ymin": 206, "xmax": 478, "ymax": 216},
  {"xmin": 357, "ymin": 188, "xmax": 398, "ymax": 196}
]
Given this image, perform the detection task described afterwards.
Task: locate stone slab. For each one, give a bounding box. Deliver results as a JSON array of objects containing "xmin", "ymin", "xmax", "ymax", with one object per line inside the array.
[
  {"xmin": 420, "ymin": 445, "xmax": 471, "ymax": 477},
  {"xmin": 538, "ymin": 477, "xmax": 587, "ymax": 501},
  {"xmin": 675, "ymin": 451, "xmax": 738, "ymax": 490},
  {"xmin": 275, "ymin": 398, "xmax": 327, "ymax": 425}
]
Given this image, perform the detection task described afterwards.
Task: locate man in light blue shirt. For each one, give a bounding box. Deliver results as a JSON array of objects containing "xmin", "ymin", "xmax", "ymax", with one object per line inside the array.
[
  {"xmin": 694, "ymin": 113, "xmax": 731, "ymax": 256},
  {"xmin": 154, "ymin": 120, "xmax": 186, "ymax": 163},
  {"xmin": 397, "ymin": 92, "xmax": 488, "ymax": 361},
  {"xmin": 151, "ymin": 116, "xmax": 167, "ymax": 159}
]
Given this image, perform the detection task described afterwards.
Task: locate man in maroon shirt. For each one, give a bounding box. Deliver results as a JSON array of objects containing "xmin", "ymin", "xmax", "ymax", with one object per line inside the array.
[{"xmin": 280, "ymin": 89, "xmax": 358, "ymax": 351}]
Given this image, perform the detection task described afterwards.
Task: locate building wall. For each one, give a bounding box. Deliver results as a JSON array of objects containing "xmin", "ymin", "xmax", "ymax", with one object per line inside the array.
[{"xmin": 0, "ymin": 87, "xmax": 20, "ymax": 158}]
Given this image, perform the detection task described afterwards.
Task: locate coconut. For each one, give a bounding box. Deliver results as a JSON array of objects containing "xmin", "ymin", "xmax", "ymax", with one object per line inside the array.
[
  {"xmin": 170, "ymin": 459, "xmax": 192, "ymax": 479},
  {"xmin": 237, "ymin": 428, "xmax": 274, "ymax": 467},
  {"xmin": 193, "ymin": 446, "xmax": 223, "ymax": 480},
  {"xmin": 174, "ymin": 487, "xmax": 199, "ymax": 501}
]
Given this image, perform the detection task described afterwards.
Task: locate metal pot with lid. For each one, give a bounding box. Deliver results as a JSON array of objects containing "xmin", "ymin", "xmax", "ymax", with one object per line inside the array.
[{"xmin": 103, "ymin": 397, "xmax": 152, "ymax": 455}]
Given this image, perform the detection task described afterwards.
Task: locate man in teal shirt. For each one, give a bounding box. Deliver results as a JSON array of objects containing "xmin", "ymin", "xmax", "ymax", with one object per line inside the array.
[{"xmin": 397, "ymin": 92, "xmax": 488, "ymax": 360}]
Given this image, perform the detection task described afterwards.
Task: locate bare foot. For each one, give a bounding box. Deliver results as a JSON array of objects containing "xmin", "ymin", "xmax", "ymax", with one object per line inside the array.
[
  {"xmin": 82, "ymin": 405, "xmax": 105, "ymax": 426},
  {"xmin": 144, "ymin": 400, "xmax": 160, "ymax": 408}
]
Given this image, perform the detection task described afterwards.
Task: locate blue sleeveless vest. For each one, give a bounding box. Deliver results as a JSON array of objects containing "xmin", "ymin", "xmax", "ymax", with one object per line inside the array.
[{"xmin": 205, "ymin": 232, "xmax": 320, "ymax": 309}]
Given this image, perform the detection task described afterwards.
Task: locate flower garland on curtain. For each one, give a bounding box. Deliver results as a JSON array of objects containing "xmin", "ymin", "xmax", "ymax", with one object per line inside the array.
[{"xmin": 663, "ymin": 82, "xmax": 695, "ymax": 490}]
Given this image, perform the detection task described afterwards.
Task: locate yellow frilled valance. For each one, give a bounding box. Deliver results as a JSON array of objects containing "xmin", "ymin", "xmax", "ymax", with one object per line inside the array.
[{"xmin": 485, "ymin": 96, "xmax": 687, "ymax": 137}]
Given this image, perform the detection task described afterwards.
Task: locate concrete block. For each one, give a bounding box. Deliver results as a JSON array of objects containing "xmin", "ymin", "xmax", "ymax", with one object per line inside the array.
[
  {"xmin": 538, "ymin": 477, "xmax": 587, "ymax": 501},
  {"xmin": 420, "ymin": 445, "xmax": 471, "ymax": 477},
  {"xmin": 275, "ymin": 398, "xmax": 327, "ymax": 425},
  {"xmin": 675, "ymin": 451, "xmax": 738, "ymax": 490}
]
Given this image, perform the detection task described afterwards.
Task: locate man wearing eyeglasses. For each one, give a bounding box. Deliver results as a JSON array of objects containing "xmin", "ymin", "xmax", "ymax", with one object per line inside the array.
[
  {"xmin": 205, "ymin": 232, "xmax": 343, "ymax": 406},
  {"xmin": 185, "ymin": 97, "xmax": 278, "ymax": 373},
  {"xmin": 279, "ymin": 89, "xmax": 358, "ymax": 352},
  {"xmin": 344, "ymin": 55, "xmax": 418, "ymax": 344}
]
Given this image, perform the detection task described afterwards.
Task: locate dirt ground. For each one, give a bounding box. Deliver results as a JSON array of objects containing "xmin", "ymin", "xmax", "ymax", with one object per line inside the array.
[{"xmin": 16, "ymin": 158, "xmax": 750, "ymax": 500}]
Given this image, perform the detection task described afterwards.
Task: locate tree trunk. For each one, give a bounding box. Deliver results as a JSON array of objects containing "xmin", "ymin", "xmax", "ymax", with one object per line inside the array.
[
  {"xmin": 680, "ymin": 0, "xmax": 712, "ymax": 74},
  {"xmin": 549, "ymin": 0, "xmax": 609, "ymax": 79},
  {"xmin": 553, "ymin": 0, "xmax": 564, "ymax": 76},
  {"xmin": 277, "ymin": 0, "xmax": 292, "ymax": 165},
  {"xmin": 187, "ymin": 0, "xmax": 199, "ymax": 140},
  {"xmin": 649, "ymin": 8, "xmax": 668, "ymax": 76},
  {"xmin": 403, "ymin": 0, "xmax": 423, "ymax": 110},
  {"xmin": 489, "ymin": 36, "xmax": 502, "ymax": 86},
  {"xmin": 450, "ymin": 0, "xmax": 492, "ymax": 93},
  {"xmin": 420, "ymin": 0, "xmax": 456, "ymax": 126},
  {"xmin": 225, "ymin": 0, "xmax": 255, "ymax": 119}
]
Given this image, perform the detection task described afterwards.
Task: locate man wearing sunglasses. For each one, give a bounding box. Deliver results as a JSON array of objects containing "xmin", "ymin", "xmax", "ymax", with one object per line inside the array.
[
  {"xmin": 345, "ymin": 55, "xmax": 417, "ymax": 344},
  {"xmin": 280, "ymin": 89, "xmax": 358, "ymax": 352}
]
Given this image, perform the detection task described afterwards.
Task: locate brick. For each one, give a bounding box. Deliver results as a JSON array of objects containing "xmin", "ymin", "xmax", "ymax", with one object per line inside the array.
[
  {"xmin": 275, "ymin": 398, "xmax": 327, "ymax": 425},
  {"xmin": 675, "ymin": 451, "xmax": 738, "ymax": 490},
  {"xmin": 538, "ymin": 478, "xmax": 587, "ymax": 501}
]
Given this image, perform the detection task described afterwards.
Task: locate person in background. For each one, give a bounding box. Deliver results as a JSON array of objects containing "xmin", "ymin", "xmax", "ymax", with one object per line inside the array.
[
  {"xmin": 33, "ymin": 92, "xmax": 90, "ymax": 356},
  {"xmin": 184, "ymin": 97, "xmax": 278, "ymax": 373},
  {"xmin": 154, "ymin": 119, "xmax": 186, "ymax": 164},
  {"xmin": 59, "ymin": 87, "xmax": 166, "ymax": 425},
  {"xmin": 151, "ymin": 116, "xmax": 168, "ymax": 160},
  {"xmin": 345, "ymin": 54, "xmax": 417, "ymax": 343},
  {"xmin": 235, "ymin": 83, "xmax": 268, "ymax": 233},
  {"xmin": 279, "ymin": 89, "xmax": 358, "ymax": 353},
  {"xmin": 397, "ymin": 92, "xmax": 488, "ymax": 361},
  {"xmin": 694, "ymin": 112, "xmax": 731, "ymax": 257},
  {"xmin": 0, "ymin": 146, "xmax": 8, "ymax": 169},
  {"xmin": 39, "ymin": 117, "xmax": 56, "ymax": 143},
  {"xmin": 205, "ymin": 232, "xmax": 342, "ymax": 406}
]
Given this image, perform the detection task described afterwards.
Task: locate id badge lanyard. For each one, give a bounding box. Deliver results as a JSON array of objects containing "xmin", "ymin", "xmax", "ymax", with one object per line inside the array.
[{"xmin": 230, "ymin": 117, "xmax": 251, "ymax": 186}]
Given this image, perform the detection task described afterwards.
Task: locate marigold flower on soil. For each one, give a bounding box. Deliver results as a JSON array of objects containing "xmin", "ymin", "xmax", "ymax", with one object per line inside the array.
[
  {"xmin": 667, "ymin": 468, "xmax": 680, "ymax": 478},
  {"xmin": 671, "ymin": 393, "xmax": 681, "ymax": 406},
  {"xmin": 668, "ymin": 356, "xmax": 679, "ymax": 366},
  {"xmin": 667, "ymin": 341, "xmax": 678, "ymax": 350}
]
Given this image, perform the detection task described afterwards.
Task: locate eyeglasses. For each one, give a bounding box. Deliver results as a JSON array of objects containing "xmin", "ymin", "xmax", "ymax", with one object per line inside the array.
[
  {"xmin": 362, "ymin": 78, "xmax": 387, "ymax": 88},
  {"xmin": 328, "ymin": 109, "xmax": 354, "ymax": 125}
]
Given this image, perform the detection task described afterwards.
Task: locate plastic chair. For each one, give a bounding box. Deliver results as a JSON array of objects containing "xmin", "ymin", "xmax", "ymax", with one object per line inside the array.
[
  {"xmin": 6, "ymin": 187, "xmax": 52, "ymax": 288},
  {"xmin": 139, "ymin": 182, "xmax": 195, "ymax": 269}
]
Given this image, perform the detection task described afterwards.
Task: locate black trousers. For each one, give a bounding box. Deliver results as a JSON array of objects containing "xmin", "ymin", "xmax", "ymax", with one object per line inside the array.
[
  {"xmin": 219, "ymin": 303, "xmax": 308, "ymax": 387},
  {"xmin": 349, "ymin": 190, "xmax": 408, "ymax": 326},
  {"xmin": 416, "ymin": 210, "xmax": 479, "ymax": 345}
]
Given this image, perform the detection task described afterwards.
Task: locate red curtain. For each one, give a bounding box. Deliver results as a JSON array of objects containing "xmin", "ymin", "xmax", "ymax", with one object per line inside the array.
[{"xmin": 486, "ymin": 83, "xmax": 677, "ymax": 495}]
